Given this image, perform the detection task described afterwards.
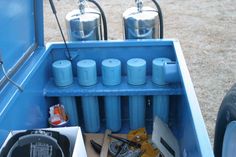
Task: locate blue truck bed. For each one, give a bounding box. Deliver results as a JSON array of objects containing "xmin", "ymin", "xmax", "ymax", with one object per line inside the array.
[{"xmin": 0, "ymin": 0, "xmax": 214, "ymax": 156}]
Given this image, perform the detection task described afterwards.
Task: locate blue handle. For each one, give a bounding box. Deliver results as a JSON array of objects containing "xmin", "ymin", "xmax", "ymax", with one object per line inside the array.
[{"xmin": 164, "ymin": 62, "xmax": 180, "ymax": 83}]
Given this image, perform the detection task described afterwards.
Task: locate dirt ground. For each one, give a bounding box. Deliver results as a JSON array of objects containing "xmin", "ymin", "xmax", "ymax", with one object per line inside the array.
[{"xmin": 43, "ymin": 0, "xmax": 236, "ymax": 144}]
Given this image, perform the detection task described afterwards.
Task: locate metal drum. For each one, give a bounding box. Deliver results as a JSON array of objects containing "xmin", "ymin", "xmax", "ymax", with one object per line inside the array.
[
  {"xmin": 123, "ymin": 6, "xmax": 159, "ymax": 39},
  {"xmin": 66, "ymin": 8, "xmax": 102, "ymax": 41}
]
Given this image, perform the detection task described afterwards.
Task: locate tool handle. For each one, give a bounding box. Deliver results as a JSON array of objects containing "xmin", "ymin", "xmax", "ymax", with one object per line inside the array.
[
  {"xmin": 100, "ymin": 129, "xmax": 112, "ymax": 157},
  {"xmin": 49, "ymin": 0, "xmax": 57, "ymax": 14},
  {"xmin": 108, "ymin": 134, "xmax": 141, "ymax": 148},
  {"xmin": 90, "ymin": 140, "xmax": 102, "ymax": 154}
]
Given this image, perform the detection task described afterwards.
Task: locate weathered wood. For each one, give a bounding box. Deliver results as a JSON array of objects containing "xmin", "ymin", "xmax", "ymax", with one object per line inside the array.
[{"xmin": 100, "ymin": 129, "xmax": 112, "ymax": 157}]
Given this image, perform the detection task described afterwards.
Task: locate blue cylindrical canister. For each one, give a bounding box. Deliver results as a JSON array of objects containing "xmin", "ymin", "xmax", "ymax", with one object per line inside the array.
[
  {"xmin": 102, "ymin": 58, "xmax": 121, "ymax": 132},
  {"xmin": 52, "ymin": 60, "xmax": 79, "ymax": 126},
  {"xmin": 152, "ymin": 58, "xmax": 171, "ymax": 123},
  {"xmin": 127, "ymin": 58, "xmax": 146, "ymax": 129},
  {"xmin": 152, "ymin": 58, "xmax": 171, "ymax": 85},
  {"xmin": 81, "ymin": 96, "xmax": 100, "ymax": 132},
  {"xmin": 77, "ymin": 59, "xmax": 97, "ymax": 86},
  {"xmin": 59, "ymin": 97, "xmax": 79, "ymax": 126},
  {"xmin": 102, "ymin": 59, "xmax": 121, "ymax": 86},
  {"xmin": 153, "ymin": 96, "xmax": 169, "ymax": 123},
  {"xmin": 127, "ymin": 58, "xmax": 146, "ymax": 85},
  {"xmin": 77, "ymin": 59, "xmax": 100, "ymax": 132},
  {"xmin": 52, "ymin": 60, "xmax": 73, "ymax": 87},
  {"xmin": 129, "ymin": 96, "xmax": 145, "ymax": 129},
  {"xmin": 104, "ymin": 96, "xmax": 121, "ymax": 132}
]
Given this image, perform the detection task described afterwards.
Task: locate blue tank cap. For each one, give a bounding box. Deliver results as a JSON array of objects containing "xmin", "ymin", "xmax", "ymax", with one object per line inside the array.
[
  {"xmin": 127, "ymin": 58, "xmax": 146, "ymax": 85},
  {"xmin": 102, "ymin": 58, "xmax": 121, "ymax": 86},
  {"xmin": 77, "ymin": 59, "xmax": 97, "ymax": 86},
  {"xmin": 152, "ymin": 58, "xmax": 171, "ymax": 85},
  {"xmin": 52, "ymin": 60, "xmax": 73, "ymax": 87}
]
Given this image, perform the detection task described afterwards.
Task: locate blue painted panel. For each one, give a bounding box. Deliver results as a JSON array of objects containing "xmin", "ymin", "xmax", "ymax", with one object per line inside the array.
[
  {"xmin": 0, "ymin": 130, "xmax": 9, "ymax": 146},
  {"xmin": 44, "ymin": 77, "xmax": 182, "ymax": 97},
  {"xmin": 0, "ymin": 0, "xmax": 42, "ymax": 82},
  {"xmin": 173, "ymin": 41, "xmax": 214, "ymax": 157},
  {"xmin": 45, "ymin": 40, "xmax": 180, "ymax": 97},
  {"xmin": 172, "ymin": 96, "xmax": 202, "ymax": 157},
  {"xmin": 0, "ymin": 47, "xmax": 51, "ymax": 143},
  {"xmin": 48, "ymin": 40, "xmax": 176, "ymax": 76},
  {"xmin": 0, "ymin": 40, "xmax": 213, "ymax": 156}
]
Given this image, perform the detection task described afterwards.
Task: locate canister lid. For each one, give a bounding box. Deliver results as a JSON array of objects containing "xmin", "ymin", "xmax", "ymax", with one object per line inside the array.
[
  {"xmin": 123, "ymin": 7, "xmax": 159, "ymax": 29},
  {"xmin": 152, "ymin": 58, "xmax": 171, "ymax": 85},
  {"xmin": 77, "ymin": 59, "xmax": 96, "ymax": 68},
  {"xmin": 53, "ymin": 60, "xmax": 72, "ymax": 68},
  {"xmin": 77, "ymin": 59, "xmax": 97, "ymax": 86},
  {"xmin": 102, "ymin": 59, "xmax": 121, "ymax": 68},
  {"xmin": 152, "ymin": 58, "xmax": 171, "ymax": 66},
  {"xmin": 127, "ymin": 58, "xmax": 146, "ymax": 67},
  {"xmin": 127, "ymin": 58, "xmax": 146, "ymax": 85},
  {"xmin": 52, "ymin": 60, "xmax": 73, "ymax": 87},
  {"xmin": 102, "ymin": 59, "xmax": 121, "ymax": 86}
]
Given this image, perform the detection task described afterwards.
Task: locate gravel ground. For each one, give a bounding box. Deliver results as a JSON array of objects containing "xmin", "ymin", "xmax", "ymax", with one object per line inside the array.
[{"xmin": 43, "ymin": 0, "xmax": 236, "ymax": 144}]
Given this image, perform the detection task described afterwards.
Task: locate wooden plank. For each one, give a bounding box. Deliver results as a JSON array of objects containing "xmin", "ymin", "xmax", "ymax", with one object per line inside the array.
[{"xmin": 100, "ymin": 129, "xmax": 112, "ymax": 157}]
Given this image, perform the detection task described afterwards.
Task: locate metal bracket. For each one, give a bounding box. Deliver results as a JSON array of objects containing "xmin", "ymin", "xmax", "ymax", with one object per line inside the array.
[
  {"xmin": 135, "ymin": 0, "xmax": 143, "ymax": 12},
  {"xmin": 79, "ymin": 0, "xmax": 86, "ymax": 14}
]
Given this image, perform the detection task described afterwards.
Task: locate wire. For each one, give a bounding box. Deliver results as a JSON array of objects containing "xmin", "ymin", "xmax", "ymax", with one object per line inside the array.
[
  {"xmin": 0, "ymin": 61, "xmax": 23, "ymax": 92},
  {"xmin": 54, "ymin": 14, "xmax": 72, "ymax": 60},
  {"xmin": 49, "ymin": 0, "xmax": 72, "ymax": 61}
]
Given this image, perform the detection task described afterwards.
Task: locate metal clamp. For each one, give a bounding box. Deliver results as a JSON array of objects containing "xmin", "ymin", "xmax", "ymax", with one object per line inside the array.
[
  {"xmin": 135, "ymin": 0, "xmax": 143, "ymax": 12},
  {"xmin": 79, "ymin": 0, "xmax": 86, "ymax": 14}
]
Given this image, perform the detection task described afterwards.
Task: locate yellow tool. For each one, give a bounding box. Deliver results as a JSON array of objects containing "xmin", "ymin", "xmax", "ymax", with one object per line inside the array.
[
  {"xmin": 128, "ymin": 128, "xmax": 163, "ymax": 157},
  {"xmin": 127, "ymin": 128, "xmax": 148, "ymax": 143},
  {"xmin": 141, "ymin": 141, "xmax": 160, "ymax": 157}
]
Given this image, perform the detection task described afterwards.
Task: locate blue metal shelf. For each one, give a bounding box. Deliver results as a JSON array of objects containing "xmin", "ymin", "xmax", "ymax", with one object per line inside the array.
[{"xmin": 44, "ymin": 76, "xmax": 182, "ymax": 97}]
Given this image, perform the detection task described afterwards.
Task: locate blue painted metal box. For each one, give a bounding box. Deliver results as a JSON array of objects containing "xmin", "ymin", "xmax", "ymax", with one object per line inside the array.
[{"xmin": 0, "ymin": 0, "xmax": 214, "ymax": 156}]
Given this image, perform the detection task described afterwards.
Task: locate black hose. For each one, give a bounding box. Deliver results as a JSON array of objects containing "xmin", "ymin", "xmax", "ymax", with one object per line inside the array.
[
  {"xmin": 87, "ymin": 0, "xmax": 108, "ymax": 40},
  {"xmin": 151, "ymin": 0, "xmax": 164, "ymax": 39}
]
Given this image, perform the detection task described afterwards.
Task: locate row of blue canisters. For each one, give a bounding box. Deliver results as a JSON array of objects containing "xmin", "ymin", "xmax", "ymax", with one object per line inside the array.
[
  {"xmin": 52, "ymin": 57, "xmax": 171, "ymax": 132},
  {"xmin": 127, "ymin": 58, "xmax": 171, "ymax": 129}
]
